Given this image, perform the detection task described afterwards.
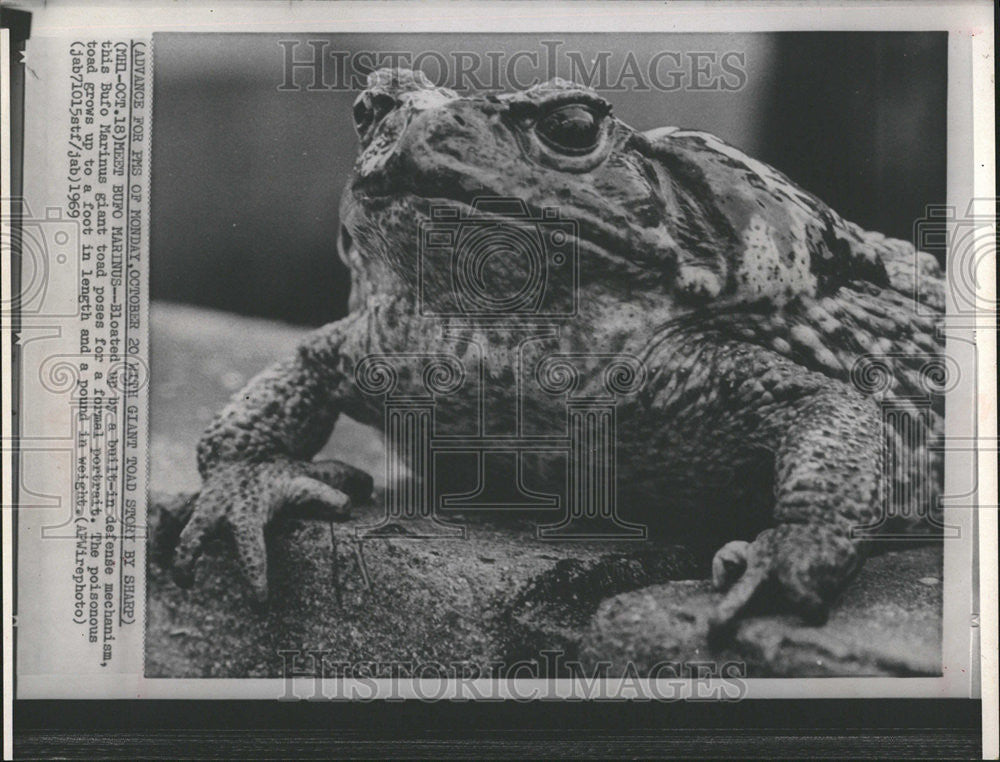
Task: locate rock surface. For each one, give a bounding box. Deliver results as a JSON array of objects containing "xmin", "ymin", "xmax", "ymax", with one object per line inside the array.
[
  {"xmin": 580, "ymin": 545, "xmax": 942, "ymax": 677},
  {"xmin": 146, "ymin": 489, "xmax": 941, "ymax": 679},
  {"xmin": 145, "ymin": 491, "xmax": 704, "ymax": 677}
]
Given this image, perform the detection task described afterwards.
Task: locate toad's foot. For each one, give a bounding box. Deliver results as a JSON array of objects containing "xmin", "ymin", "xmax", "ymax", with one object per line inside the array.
[
  {"xmin": 171, "ymin": 457, "xmax": 371, "ymax": 605},
  {"xmin": 706, "ymin": 523, "xmax": 860, "ymax": 644}
]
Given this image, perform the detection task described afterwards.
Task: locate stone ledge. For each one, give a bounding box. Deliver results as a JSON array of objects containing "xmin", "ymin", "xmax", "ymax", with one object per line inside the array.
[
  {"xmin": 146, "ymin": 492, "xmax": 941, "ymax": 679},
  {"xmin": 580, "ymin": 546, "xmax": 942, "ymax": 677}
]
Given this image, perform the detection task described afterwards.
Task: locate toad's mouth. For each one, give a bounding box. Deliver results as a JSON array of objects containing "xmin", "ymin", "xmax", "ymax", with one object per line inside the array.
[{"xmin": 344, "ymin": 189, "xmax": 677, "ymax": 287}]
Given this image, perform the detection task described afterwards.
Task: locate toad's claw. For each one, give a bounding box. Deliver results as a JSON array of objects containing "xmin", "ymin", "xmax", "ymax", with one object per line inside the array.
[
  {"xmin": 306, "ymin": 459, "xmax": 375, "ymax": 505},
  {"xmin": 231, "ymin": 518, "xmax": 269, "ymax": 606},
  {"xmin": 171, "ymin": 457, "xmax": 356, "ymax": 603},
  {"xmin": 706, "ymin": 539, "xmax": 771, "ymax": 645},
  {"xmin": 706, "ymin": 524, "xmax": 858, "ymax": 644},
  {"xmin": 711, "ymin": 540, "xmax": 751, "ymax": 590}
]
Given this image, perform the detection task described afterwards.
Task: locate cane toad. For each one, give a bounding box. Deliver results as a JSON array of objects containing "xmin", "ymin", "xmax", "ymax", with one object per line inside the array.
[{"xmin": 171, "ymin": 69, "xmax": 945, "ymax": 635}]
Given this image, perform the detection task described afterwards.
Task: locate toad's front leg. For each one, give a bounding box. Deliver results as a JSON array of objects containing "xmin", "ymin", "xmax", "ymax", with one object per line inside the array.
[
  {"xmin": 705, "ymin": 373, "xmax": 882, "ymax": 639},
  {"xmin": 647, "ymin": 340, "xmax": 883, "ymax": 638},
  {"xmin": 171, "ymin": 315, "xmax": 373, "ymax": 604}
]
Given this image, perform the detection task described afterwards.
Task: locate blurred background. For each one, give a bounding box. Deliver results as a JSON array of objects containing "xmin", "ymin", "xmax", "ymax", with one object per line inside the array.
[{"xmin": 150, "ymin": 32, "xmax": 947, "ymax": 327}]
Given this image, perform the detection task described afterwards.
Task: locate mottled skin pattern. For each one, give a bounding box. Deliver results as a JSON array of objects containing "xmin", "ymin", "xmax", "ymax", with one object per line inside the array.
[{"xmin": 172, "ymin": 69, "xmax": 945, "ymax": 635}]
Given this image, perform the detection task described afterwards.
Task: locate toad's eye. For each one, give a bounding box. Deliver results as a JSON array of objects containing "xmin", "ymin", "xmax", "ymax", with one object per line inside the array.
[{"xmin": 535, "ymin": 104, "xmax": 603, "ymax": 155}]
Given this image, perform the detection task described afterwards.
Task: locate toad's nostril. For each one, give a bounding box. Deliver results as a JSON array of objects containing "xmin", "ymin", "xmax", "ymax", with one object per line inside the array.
[
  {"xmin": 352, "ymin": 92, "xmax": 398, "ymax": 140},
  {"xmin": 370, "ymin": 93, "xmax": 396, "ymax": 125},
  {"xmin": 352, "ymin": 96, "xmax": 373, "ymax": 135}
]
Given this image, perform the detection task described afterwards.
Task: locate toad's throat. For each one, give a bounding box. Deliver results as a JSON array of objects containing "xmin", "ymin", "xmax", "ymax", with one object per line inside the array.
[{"xmin": 348, "ymin": 190, "xmax": 677, "ymax": 286}]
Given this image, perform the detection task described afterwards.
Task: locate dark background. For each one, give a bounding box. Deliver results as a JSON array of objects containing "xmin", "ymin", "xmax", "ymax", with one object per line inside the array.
[
  {"xmin": 15, "ymin": 699, "xmax": 982, "ymax": 757},
  {"xmin": 150, "ymin": 32, "xmax": 946, "ymax": 326}
]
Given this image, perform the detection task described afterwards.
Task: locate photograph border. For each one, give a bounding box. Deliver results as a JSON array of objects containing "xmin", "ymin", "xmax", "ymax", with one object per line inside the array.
[{"xmin": 3, "ymin": 0, "xmax": 995, "ymax": 758}]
